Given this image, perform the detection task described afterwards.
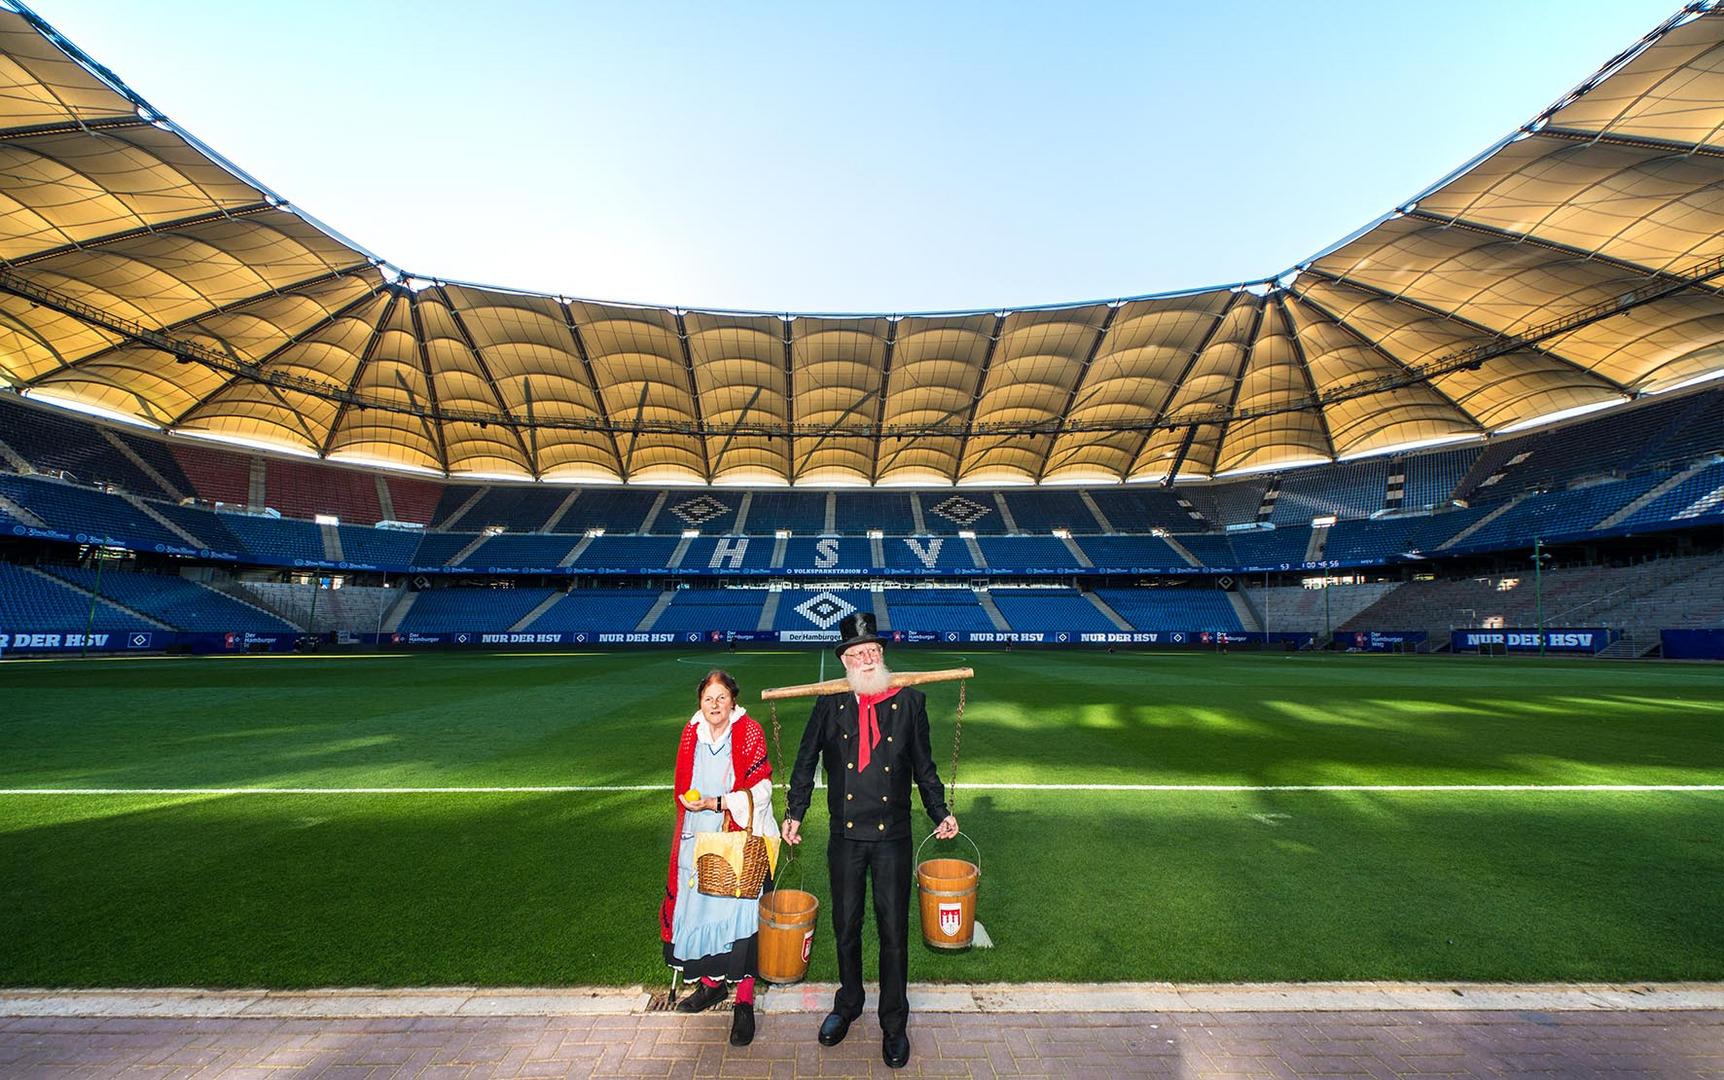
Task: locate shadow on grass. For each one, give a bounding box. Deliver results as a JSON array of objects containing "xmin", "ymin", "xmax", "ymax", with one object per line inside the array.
[{"xmin": 2, "ymin": 786, "xmax": 1719, "ymax": 988}]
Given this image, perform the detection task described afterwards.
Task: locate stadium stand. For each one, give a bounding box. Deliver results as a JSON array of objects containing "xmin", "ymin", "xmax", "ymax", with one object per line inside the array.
[
  {"xmin": 990, "ymin": 588, "xmax": 1120, "ymax": 633},
  {"xmin": 380, "ymin": 475, "xmax": 445, "ymax": 526},
  {"xmin": 0, "ymin": 562, "xmax": 152, "ymax": 632},
  {"xmin": 458, "ymin": 486, "xmax": 569, "ymax": 533},
  {"xmin": 408, "ymin": 533, "xmax": 481, "ymax": 568},
  {"xmin": 0, "ymin": 474, "xmax": 186, "ymax": 550},
  {"xmin": 1069, "ymin": 534, "xmax": 1191, "ymax": 569},
  {"xmin": 1086, "ymin": 487, "xmax": 1207, "ymax": 532},
  {"xmin": 880, "ymin": 535, "xmax": 976, "ymax": 571},
  {"xmin": 651, "ymin": 589, "xmax": 769, "ymax": 633},
  {"xmin": 879, "ymin": 589, "xmax": 995, "ymax": 633},
  {"xmin": 112, "ymin": 431, "xmax": 195, "ymax": 499},
  {"xmin": 215, "ymin": 514, "xmax": 327, "ymax": 564},
  {"xmin": 430, "ymin": 485, "xmax": 485, "ymax": 529},
  {"xmin": 653, "ymin": 492, "xmax": 741, "ymax": 534},
  {"xmin": 833, "ymin": 492, "xmax": 916, "ymax": 534},
  {"xmin": 1450, "ymin": 476, "xmax": 1667, "ymax": 552},
  {"xmin": 920, "ymin": 492, "xmax": 1006, "ymax": 534},
  {"xmin": 683, "ymin": 535, "xmax": 779, "ymax": 572},
  {"xmin": 742, "ymin": 491, "xmax": 827, "ymax": 534},
  {"xmin": 771, "ymin": 589, "xmax": 880, "ymax": 632},
  {"xmin": 0, "ymin": 396, "xmax": 169, "ymax": 497},
  {"xmin": 1269, "ymin": 460, "xmax": 1390, "ymax": 524},
  {"xmin": 976, "ymin": 535, "xmax": 1085, "ymax": 569},
  {"xmin": 574, "ymin": 535, "xmax": 681, "ymax": 570},
  {"xmin": 396, "ymin": 587, "xmax": 559, "ymax": 632},
  {"xmin": 548, "ymin": 488, "xmax": 661, "ymax": 534},
  {"xmin": 1341, "ymin": 553, "xmax": 1724, "ymax": 645},
  {"xmin": 1000, "ymin": 490, "xmax": 1097, "ymax": 532},
  {"xmin": 238, "ymin": 582, "xmax": 398, "ymax": 633},
  {"xmin": 527, "ymin": 588, "xmax": 662, "ymax": 633},
  {"xmin": 1248, "ymin": 582, "xmax": 1403, "ymax": 635},
  {"xmin": 1397, "ymin": 445, "xmax": 1480, "ymax": 509},
  {"xmin": 168, "ymin": 443, "xmax": 252, "ymax": 507},
  {"xmin": 1226, "ymin": 528, "xmax": 1313, "ymax": 568},
  {"xmin": 782, "ymin": 536, "xmax": 873, "ymax": 573},
  {"xmin": 335, "ymin": 526, "xmax": 425, "ymax": 568},
  {"xmin": 264, "ymin": 459, "xmax": 383, "ymax": 524},
  {"xmin": 461, "ymin": 533, "xmax": 584, "ymax": 568},
  {"xmin": 41, "ymin": 565, "xmax": 295, "ymax": 632},
  {"xmin": 1622, "ymin": 461, "xmax": 1724, "ymax": 530},
  {"xmin": 1093, "ymin": 586, "xmax": 1246, "ymax": 632}
]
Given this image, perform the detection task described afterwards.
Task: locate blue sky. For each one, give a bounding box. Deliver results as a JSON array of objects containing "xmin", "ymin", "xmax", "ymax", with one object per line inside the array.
[{"xmin": 29, "ymin": 0, "xmax": 1684, "ymax": 313}]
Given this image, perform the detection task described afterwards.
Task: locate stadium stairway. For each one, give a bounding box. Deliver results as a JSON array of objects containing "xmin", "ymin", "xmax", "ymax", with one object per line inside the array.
[
  {"xmin": 379, "ymin": 589, "xmax": 418, "ymax": 633},
  {"xmin": 321, "ymin": 523, "xmax": 344, "ymax": 563},
  {"xmin": 214, "ymin": 580, "xmax": 305, "ymax": 629},
  {"xmin": 102, "ymin": 430, "xmax": 186, "ymax": 500},
  {"xmin": 1439, "ymin": 493, "xmax": 1529, "ymax": 549},
  {"xmin": 1228, "ymin": 589, "xmax": 1264, "ymax": 633},
  {"xmin": 445, "ymin": 534, "xmax": 491, "ymax": 567},
  {"xmin": 1082, "ymin": 590, "xmax": 1133, "ymax": 630},
  {"xmin": 1595, "ymin": 460, "xmax": 1716, "ymax": 530},
  {"xmin": 436, "ymin": 488, "xmax": 488, "ymax": 531},
  {"xmin": 511, "ymin": 591, "xmax": 566, "ymax": 631},
  {"xmin": 974, "ymin": 590, "xmax": 1011, "ymax": 631},
  {"xmin": 637, "ymin": 590, "xmax": 676, "ymax": 631},
  {"xmin": 1160, "ymin": 533, "xmax": 1205, "ymax": 567},
  {"xmin": 119, "ymin": 494, "xmax": 205, "ymax": 548},
  {"xmin": 0, "ymin": 491, "xmax": 44, "ymax": 527},
  {"xmin": 872, "ymin": 589, "xmax": 891, "ymax": 631},
  {"xmin": 24, "ymin": 565, "xmax": 174, "ymax": 630}
]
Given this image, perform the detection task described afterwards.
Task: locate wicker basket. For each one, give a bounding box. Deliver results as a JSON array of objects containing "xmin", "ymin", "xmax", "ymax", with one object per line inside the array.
[{"xmin": 694, "ymin": 791, "xmax": 772, "ymax": 899}]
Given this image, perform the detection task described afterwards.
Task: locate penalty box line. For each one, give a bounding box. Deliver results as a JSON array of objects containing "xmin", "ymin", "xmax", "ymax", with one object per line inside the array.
[{"xmin": 0, "ymin": 783, "xmax": 1720, "ymax": 795}]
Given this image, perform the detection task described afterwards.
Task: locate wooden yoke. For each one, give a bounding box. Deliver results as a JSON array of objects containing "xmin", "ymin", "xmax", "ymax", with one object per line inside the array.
[{"xmin": 759, "ymin": 667, "xmax": 974, "ymax": 701}]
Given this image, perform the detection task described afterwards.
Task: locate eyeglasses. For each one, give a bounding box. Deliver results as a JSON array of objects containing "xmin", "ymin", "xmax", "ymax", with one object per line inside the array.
[
  {"xmin": 847, "ymin": 646, "xmax": 883, "ymax": 661},
  {"xmin": 702, "ymin": 695, "xmax": 731, "ymax": 706}
]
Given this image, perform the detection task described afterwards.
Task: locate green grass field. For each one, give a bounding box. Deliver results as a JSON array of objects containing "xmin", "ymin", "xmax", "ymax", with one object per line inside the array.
[{"xmin": 2, "ymin": 648, "xmax": 1720, "ymax": 988}]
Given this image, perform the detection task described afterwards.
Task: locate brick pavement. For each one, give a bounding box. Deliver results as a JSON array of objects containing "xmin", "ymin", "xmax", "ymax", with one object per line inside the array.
[{"xmin": 1, "ymin": 1002, "xmax": 1720, "ymax": 1079}]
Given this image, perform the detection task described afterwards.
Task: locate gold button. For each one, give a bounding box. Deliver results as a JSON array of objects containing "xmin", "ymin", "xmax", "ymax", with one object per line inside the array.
[
  {"xmin": 847, "ymin": 762, "xmax": 853, "ymax": 770},
  {"xmin": 843, "ymin": 733, "xmax": 848, "ymax": 739},
  {"xmin": 878, "ymin": 823, "xmax": 885, "ymax": 831},
  {"xmin": 891, "ymin": 703, "xmax": 897, "ymax": 710},
  {"xmin": 887, "ymin": 736, "xmax": 893, "ymax": 742},
  {"xmin": 881, "ymin": 796, "xmax": 888, "ymax": 802},
  {"xmin": 847, "ymin": 821, "xmax": 853, "ymax": 828},
  {"xmin": 884, "ymin": 766, "xmax": 891, "ymax": 773},
  {"xmin": 847, "ymin": 793, "xmax": 853, "ymax": 800}
]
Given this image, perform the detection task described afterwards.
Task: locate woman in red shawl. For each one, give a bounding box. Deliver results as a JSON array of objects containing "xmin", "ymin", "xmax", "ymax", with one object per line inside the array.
[{"xmin": 661, "ymin": 669, "xmax": 778, "ymax": 1046}]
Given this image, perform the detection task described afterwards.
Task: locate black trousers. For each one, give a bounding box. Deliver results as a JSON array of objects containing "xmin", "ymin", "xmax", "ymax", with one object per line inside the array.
[{"xmin": 828, "ymin": 833, "xmax": 912, "ymax": 1036}]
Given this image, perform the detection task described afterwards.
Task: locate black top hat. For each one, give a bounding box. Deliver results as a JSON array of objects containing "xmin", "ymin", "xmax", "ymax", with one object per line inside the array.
[{"xmin": 834, "ymin": 611, "xmax": 883, "ymax": 657}]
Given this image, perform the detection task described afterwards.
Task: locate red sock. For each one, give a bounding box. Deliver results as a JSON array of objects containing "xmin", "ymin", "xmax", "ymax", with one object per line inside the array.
[
  {"xmin": 700, "ymin": 976, "xmax": 722, "ymax": 988},
  {"xmin": 735, "ymin": 976, "xmax": 754, "ymax": 1005}
]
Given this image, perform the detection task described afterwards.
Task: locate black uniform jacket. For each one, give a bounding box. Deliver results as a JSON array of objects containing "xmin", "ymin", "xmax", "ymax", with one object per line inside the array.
[{"xmin": 785, "ymin": 686, "xmax": 950, "ymax": 842}]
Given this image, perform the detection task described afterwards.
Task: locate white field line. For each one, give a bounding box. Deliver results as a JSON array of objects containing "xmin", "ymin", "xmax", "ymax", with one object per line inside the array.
[{"xmin": 0, "ymin": 783, "xmax": 1719, "ymax": 795}]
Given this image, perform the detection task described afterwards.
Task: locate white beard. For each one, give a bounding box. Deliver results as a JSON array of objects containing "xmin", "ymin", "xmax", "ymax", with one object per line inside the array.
[{"xmin": 846, "ymin": 662, "xmax": 893, "ymax": 698}]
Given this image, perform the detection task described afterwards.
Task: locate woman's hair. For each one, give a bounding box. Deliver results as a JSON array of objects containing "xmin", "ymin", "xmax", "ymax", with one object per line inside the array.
[{"xmin": 697, "ymin": 668, "xmax": 739, "ymax": 703}]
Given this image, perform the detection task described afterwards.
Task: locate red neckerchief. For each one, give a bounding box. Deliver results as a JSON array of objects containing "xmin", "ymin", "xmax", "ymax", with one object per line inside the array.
[
  {"xmin": 856, "ymin": 686, "xmax": 900, "ymax": 773},
  {"xmin": 660, "ymin": 712, "xmax": 770, "ymax": 942}
]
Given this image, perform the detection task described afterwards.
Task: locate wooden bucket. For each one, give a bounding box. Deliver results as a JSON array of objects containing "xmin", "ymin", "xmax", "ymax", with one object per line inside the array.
[
  {"xmin": 915, "ymin": 832, "xmax": 980, "ymax": 950},
  {"xmin": 757, "ymin": 888, "xmax": 820, "ymax": 984}
]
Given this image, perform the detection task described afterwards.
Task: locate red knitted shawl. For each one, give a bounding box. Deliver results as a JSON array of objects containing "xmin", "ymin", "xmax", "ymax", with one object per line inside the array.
[{"xmin": 659, "ymin": 713, "xmax": 772, "ymax": 942}]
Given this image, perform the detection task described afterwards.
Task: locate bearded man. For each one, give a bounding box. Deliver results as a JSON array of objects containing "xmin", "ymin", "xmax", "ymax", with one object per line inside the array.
[{"xmin": 783, "ymin": 611, "xmax": 959, "ymax": 1070}]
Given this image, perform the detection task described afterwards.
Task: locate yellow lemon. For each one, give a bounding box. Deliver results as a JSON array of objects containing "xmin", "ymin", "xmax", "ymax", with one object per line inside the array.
[{"xmin": 683, "ymin": 788, "xmax": 701, "ymax": 804}]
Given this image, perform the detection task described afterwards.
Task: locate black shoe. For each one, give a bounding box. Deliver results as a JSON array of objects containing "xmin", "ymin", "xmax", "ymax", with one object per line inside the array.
[
  {"xmin": 883, "ymin": 1031, "xmax": 910, "ymax": 1069},
  {"xmin": 729, "ymin": 1002, "xmax": 755, "ymax": 1046},
  {"xmin": 674, "ymin": 980, "xmax": 727, "ymax": 1014},
  {"xmin": 817, "ymin": 1011, "xmax": 854, "ymax": 1046}
]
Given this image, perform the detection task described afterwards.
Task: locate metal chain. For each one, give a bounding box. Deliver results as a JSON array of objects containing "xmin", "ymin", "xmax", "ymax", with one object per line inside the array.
[{"xmin": 949, "ymin": 679, "xmax": 964, "ymax": 814}]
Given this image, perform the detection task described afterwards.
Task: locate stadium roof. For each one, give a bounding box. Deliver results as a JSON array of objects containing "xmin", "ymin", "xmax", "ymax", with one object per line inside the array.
[{"xmin": 2, "ymin": 3, "xmax": 1723, "ymax": 487}]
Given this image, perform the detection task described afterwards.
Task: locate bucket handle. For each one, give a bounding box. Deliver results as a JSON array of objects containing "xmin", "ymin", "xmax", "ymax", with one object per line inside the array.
[{"xmin": 915, "ymin": 829, "xmax": 980, "ymax": 879}]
